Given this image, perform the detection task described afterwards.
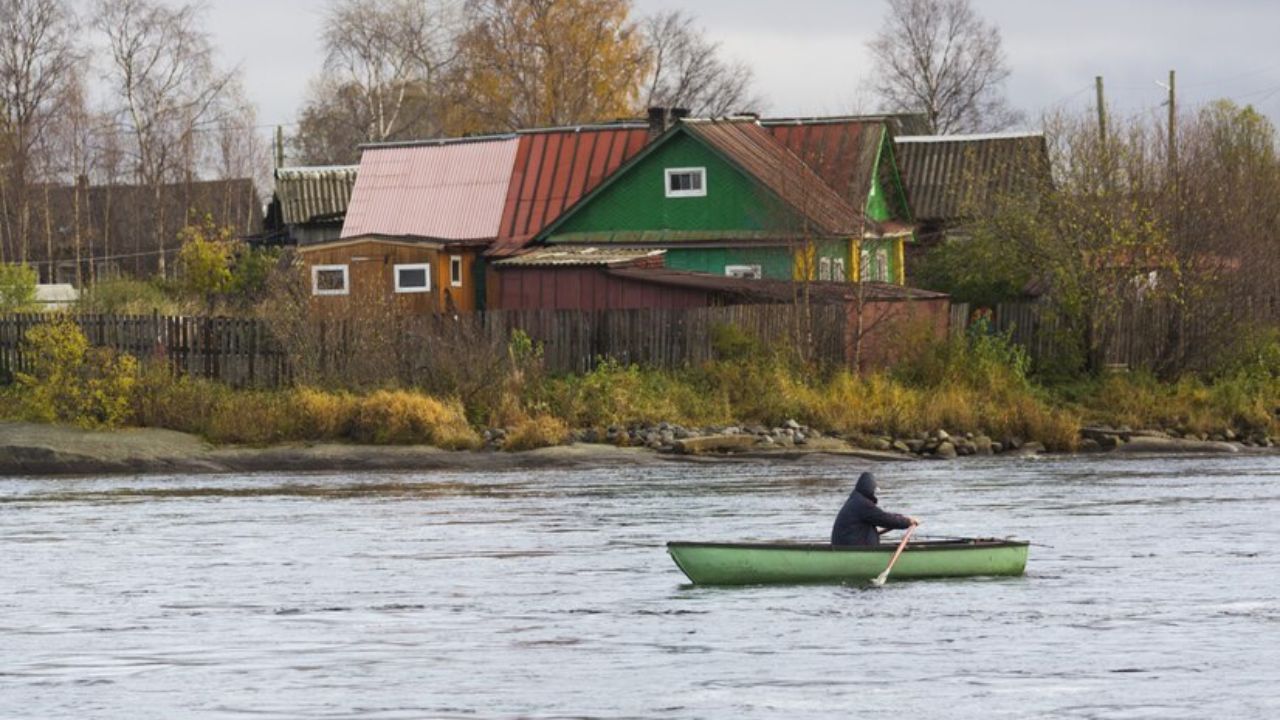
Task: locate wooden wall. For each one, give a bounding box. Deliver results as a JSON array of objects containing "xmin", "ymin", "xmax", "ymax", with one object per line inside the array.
[
  {"xmin": 299, "ymin": 240, "xmax": 479, "ymax": 316},
  {"xmin": 490, "ymin": 266, "xmax": 713, "ymax": 311}
]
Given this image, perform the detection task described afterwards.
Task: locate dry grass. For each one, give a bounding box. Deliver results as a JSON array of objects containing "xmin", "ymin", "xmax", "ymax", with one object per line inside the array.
[
  {"xmin": 350, "ymin": 390, "xmax": 480, "ymax": 449},
  {"xmin": 503, "ymin": 414, "xmax": 571, "ymax": 451}
]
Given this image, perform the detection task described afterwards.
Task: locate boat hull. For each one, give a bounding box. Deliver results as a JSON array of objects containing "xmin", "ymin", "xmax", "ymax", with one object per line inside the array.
[{"xmin": 667, "ymin": 539, "xmax": 1029, "ymax": 585}]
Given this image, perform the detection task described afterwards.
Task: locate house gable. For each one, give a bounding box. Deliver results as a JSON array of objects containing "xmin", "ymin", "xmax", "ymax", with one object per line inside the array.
[{"xmin": 545, "ymin": 130, "xmax": 797, "ymax": 242}]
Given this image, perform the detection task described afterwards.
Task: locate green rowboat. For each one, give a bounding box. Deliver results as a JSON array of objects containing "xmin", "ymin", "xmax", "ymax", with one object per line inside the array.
[{"xmin": 667, "ymin": 539, "xmax": 1029, "ymax": 585}]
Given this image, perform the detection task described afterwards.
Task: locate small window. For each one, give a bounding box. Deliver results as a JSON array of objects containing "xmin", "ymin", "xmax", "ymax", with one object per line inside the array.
[
  {"xmin": 725, "ymin": 264, "xmax": 762, "ymax": 279},
  {"xmin": 394, "ymin": 263, "xmax": 431, "ymax": 293},
  {"xmin": 312, "ymin": 264, "xmax": 349, "ymax": 296},
  {"xmin": 665, "ymin": 167, "xmax": 707, "ymax": 198},
  {"xmin": 818, "ymin": 257, "xmax": 832, "ymax": 281},
  {"xmin": 449, "ymin": 255, "xmax": 463, "ymax": 287},
  {"xmin": 832, "ymin": 258, "xmax": 847, "ymax": 282},
  {"xmin": 875, "ymin": 249, "xmax": 890, "ymax": 282}
]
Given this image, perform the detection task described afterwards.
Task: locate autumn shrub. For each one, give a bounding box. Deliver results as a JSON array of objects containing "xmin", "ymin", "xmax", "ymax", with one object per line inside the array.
[
  {"xmin": 546, "ymin": 358, "xmax": 727, "ymax": 429},
  {"xmin": 291, "ymin": 387, "xmax": 359, "ymax": 439},
  {"xmin": 503, "ymin": 414, "xmax": 571, "ymax": 451},
  {"xmin": 0, "ymin": 263, "xmax": 37, "ymax": 313},
  {"xmin": 350, "ymin": 389, "xmax": 480, "ymax": 449},
  {"xmin": 204, "ymin": 391, "xmax": 303, "ymax": 445},
  {"xmin": 79, "ymin": 278, "xmax": 191, "ymax": 315},
  {"xmin": 130, "ymin": 364, "xmax": 227, "ymax": 434},
  {"xmin": 16, "ymin": 318, "xmax": 139, "ymax": 428}
]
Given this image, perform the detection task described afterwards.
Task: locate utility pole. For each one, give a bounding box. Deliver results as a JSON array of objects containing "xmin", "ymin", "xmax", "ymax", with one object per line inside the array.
[
  {"xmin": 1095, "ymin": 75, "xmax": 1107, "ymax": 145},
  {"xmin": 1166, "ymin": 70, "xmax": 1177, "ymax": 175},
  {"xmin": 274, "ymin": 126, "xmax": 285, "ymax": 170}
]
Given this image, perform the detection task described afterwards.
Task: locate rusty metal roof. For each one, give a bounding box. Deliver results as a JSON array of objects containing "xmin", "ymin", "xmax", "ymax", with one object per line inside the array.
[
  {"xmin": 492, "ymin": 246, "xmax": 665, "ymax": 268},
  {"xmin": 683, "ymin": 119, "xmax": 867, "ymax": 236},
  {"xmin": 763, "ymin": 118, "xmax": 886, "ymax": 206},
  {"xmin": 490, "ymin": 125, "xmax": 651, "ymax": 256},
  {"xmin": 341, "ymin": 136, "xmax": 520, "ymax": 241},
  {"xmin": 895, "ymin": 132, "xmax": 1050, "ymax": 222},
  {"xmin": 606, "ymin": 267, "xmax": 950, "ymax": 303},
  {"xmin": 275, "ymin": 166, "xmax": 358, "ymax": 226}
]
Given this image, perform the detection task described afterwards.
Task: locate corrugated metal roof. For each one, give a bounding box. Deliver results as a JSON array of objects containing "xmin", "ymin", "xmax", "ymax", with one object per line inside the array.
[
  {"xmin": 490, "ymin": 126, "xmax": 651, "ymax": 256},
  {"xmin": 895, "ymin": 133, "xmax": 1050, "ymax": 222},
  {"xmin": 493, "ymin": 246, "xmax": 665, "ymax": 267},
  {"xmin": 275, "ymin": 166, "xmax": 358, "ymax": 226},
  {"xmin": 763, "ymin": 118, "xmax": 885, "ymax": 204},
  {"xmin": 684, "ymin": 119, "xmax": 867, "ymax": 236},
  {"xmin": 340, "ymin": 137, "xmax": 519, "ymax": 240},
  {"xmin": 606, "ymin": 267, "xmax": 950, "ymax": 303}
]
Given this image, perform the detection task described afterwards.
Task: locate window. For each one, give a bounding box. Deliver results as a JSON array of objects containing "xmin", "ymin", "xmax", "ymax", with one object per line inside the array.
[
  {"xmin": 725, "ymin": 264, "xmax": 762, "ymax": 279},
  {"xmin": 665, "ymin": 167, "xmax": 706, "ymax": 197},
  {"xmin": 449, "ymin": 255, "xmax": 463, "ymax": 287},
  {"xmin": 394, "ymin": 263, "xmax": 431, "ymax": 293},
  {"xmin": 860, "ymin": 249, "xmax": 889, "ymax": 283},
  {"xmin": 832, "ymin": 258, "xmax": 847, "ymax": 282},
  {"xmin": 818, "ymin": 257, "xmax": 832, "ymax": 281},
  {"xmin": 312, "ymin": 264, "xmax": 349, "ymax": 296}
]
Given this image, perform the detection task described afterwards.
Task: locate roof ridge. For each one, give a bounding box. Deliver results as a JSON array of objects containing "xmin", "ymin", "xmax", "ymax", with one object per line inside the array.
[{"xmin": 896, "ymin": 131, "xmax": 1044, "ymax": 142}]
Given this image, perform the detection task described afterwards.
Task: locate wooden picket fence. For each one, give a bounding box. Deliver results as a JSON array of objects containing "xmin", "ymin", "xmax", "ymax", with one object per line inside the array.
[
  {"xmin": 0, "ymin": 305, "xmax": 849, "ymax": 388},
  {"xmin": 0, "ymin": 313, "xmax": 291, "ymax": 388}
]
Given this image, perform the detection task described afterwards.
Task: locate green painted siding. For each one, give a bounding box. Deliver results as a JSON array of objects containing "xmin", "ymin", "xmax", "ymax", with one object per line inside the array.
[
  {"xmin": 551, "ymin": 133, "xmax": 795, "ymax": 238},
  {"xmin": 666, "ymin": 239, "xmax": 848, "ymax": 281},
  {"xmin": 665, "ymin": 248, "xmax": 792, "ymax": 279}
]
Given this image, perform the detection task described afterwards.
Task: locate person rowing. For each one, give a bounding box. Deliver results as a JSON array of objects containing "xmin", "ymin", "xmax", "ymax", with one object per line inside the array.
[{"xmin": 831, "ymin": 471, "xmax": 919, "ymax": 546}]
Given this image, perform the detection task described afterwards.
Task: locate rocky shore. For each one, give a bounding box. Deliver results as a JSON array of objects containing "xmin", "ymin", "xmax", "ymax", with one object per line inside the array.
[{"xmin": 1, "ymin": 418, "xmax": 1271, "ymax": 478}]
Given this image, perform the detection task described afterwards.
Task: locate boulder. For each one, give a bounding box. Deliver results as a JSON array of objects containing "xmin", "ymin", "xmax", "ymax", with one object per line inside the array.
[
  {"xmin": 934, "ymin": 441, "xmax": 958, "ymax": 459},
  {"xmin": 1116, "ymin": 436, "xmax": 1240, "ymax": 454},
  {"xmin": 672, "ymin": 434, "xmax": 762, "ymax": 455},
  {"xmin": 974, "ymin": 435, "xmax": 994, "ymax": 455},
  {"xmin": 892, "ymin": 440, "xmax": 911, "ymax": 454}
]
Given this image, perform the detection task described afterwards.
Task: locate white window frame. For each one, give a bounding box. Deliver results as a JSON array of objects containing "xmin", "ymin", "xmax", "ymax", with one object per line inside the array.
[
  {"xmin": 818, "ymin": 257, "xmax": 832, "ymax": 281},
  {"xmin": 725, "ymin": 264, "xmax": 762, "ymax": 279},
  {"xmin": 449, "ymin": 255, "xmax": 464, "ymax": 287},
  {"xmin": 311, "ymin": 264, "xmax": 349, "ymax": 296},
  {"xmin": 665, "ymin": 167, "xmax": 707, "ymax": 198},
  {"xmin": 832, "ymin": 258, "xmax": 847, "ymax": 282},
  {"xmin": 394, "ymin": 263, "xmax": 432, "ymax": 293},
  {"xmin": 875, "ymin": 248, "xmax": 890, "ymax": 282}
]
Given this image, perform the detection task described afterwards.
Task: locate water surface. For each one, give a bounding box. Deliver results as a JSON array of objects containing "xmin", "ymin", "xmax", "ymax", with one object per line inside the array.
[{"xmin": 2, "ymin": 454, "xmax": 1278, "ymax": 718}]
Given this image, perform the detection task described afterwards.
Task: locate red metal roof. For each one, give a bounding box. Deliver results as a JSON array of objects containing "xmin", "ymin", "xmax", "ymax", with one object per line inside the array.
[
  {"xmin": 684, "ymin": 119, "xmax": 867, "ymax": 236},
  {"xmin": 763, "ymin": 118, "xmax": 885, "ymax": 205},
  {"xmin": 490, "ymin": 125, "xmax": 650, "ymax": 256},
  {"xmin": 341, "ymin": 136, "xmax": 519, "ymax": 241}
]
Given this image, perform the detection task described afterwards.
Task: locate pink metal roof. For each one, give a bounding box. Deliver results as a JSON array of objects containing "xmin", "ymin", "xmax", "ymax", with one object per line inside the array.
[{"xmin": 340, "ymin": 137, "xmax": 520, "ymax": 240}]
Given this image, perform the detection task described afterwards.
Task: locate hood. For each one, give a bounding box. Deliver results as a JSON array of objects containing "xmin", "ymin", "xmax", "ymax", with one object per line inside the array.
[{"xmin": 854, "ymin": 472, "xmax": 878, "ymax": 504}]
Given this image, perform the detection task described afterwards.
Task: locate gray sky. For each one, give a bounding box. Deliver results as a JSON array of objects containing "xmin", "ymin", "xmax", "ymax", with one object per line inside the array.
[{"xmin": 192, "ymin": 0, "xmax": 1280, "ymax": 134}]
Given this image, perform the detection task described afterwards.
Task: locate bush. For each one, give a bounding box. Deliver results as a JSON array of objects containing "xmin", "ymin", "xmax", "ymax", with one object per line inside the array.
[
  {"xmin": 79, "ymin": 278, "xmax": 190, "ymax": 315},
  {"xmin": 503, "ymin": 414, "xmax": 571, "ymax": 451},
  {"xmin": 16, "ymin": 318, "xmax": 139, "ymax": 428},
  {"xmin": 131, "ymin": 364, "xmax": 228, "ymax": 434},
  {"xmin": 0, "ymin": 263, "xmax": 37, "ymax": 313},
  {"xmin": 351, "ymin": 390, "xmax": 480, "ymax": 449}
]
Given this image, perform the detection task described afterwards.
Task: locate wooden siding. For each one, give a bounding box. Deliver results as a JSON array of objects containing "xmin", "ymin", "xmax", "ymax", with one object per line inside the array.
[
  {"xmin": 299, "ymin": 240, "xmax": 480, "ymax": 315},
  {"xmin": 491, "ymin": 266, "xmax": 712, "ymax": 311}
]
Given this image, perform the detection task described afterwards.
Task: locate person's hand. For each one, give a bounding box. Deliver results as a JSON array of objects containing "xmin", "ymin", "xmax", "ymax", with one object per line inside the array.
[{"xmin": 908, "ymin": 516, "xmax": 921, "ymax": 527}]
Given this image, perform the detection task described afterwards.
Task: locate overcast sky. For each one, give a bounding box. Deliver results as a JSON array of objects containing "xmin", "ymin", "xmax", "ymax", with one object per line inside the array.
[{"xmin": 186, "ymin": 0, "xmax": 1280, "ymax": 136}]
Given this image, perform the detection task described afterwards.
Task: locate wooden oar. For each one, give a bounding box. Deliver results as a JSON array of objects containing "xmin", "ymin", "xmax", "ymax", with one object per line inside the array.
[{"xmin": 871, "ymin": 525, "xmax": 917, "ymax": 587}]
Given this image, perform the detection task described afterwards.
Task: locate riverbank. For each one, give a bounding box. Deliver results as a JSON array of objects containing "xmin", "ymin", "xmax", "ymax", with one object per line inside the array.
[{"xmin": 0, "ymin": 420, "xmax": 1266, "ymax": 477}]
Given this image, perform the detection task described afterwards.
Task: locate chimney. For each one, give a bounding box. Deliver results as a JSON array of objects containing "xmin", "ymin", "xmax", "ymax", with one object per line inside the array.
[{"xmin": 647, "ymin": 107, "xmax": 691, "ymax": 140}]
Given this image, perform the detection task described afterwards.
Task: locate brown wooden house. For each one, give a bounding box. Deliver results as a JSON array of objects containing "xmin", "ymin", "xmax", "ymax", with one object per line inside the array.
[{"xmin": 297, "ymin": 234, "xmax": 486, "ymax": 316}]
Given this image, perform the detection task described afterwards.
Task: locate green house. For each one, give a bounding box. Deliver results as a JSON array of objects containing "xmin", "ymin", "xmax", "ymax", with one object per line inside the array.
[{"xmin": 536, "ymin": 117, "xmax": 915, "ymax": 284}]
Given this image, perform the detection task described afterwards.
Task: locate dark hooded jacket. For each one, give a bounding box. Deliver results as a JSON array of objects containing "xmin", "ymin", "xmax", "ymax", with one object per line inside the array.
[{"xmin": 830, "ymin": 472, "xmax": 913, "ymax": 546}]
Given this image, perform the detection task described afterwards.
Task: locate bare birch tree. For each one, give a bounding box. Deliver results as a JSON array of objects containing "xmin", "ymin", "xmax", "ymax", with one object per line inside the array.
[
  {"xmin": 0, "ymin": 0, "xmax": 80, "ymax": 266},
  {"xmin": 294, "ymin": 0, "xmax": 460, "ymax": 164},
  {"xmin": 640, "ymin": 10, "xmax": 762, "ymax": 117},
  {"xmin": 868, "ymin": 0, "xmax": 1020, "ymax": 134},
  {"xmin": 94, "ymin": 0, "xmax": 238, "ymax": 276}
]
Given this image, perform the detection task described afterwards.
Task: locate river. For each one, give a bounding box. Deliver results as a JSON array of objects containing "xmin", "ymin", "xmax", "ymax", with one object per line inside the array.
[{"xmin": 2, "ymin": 454, "xmax": 1278, "ymax": 719}]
